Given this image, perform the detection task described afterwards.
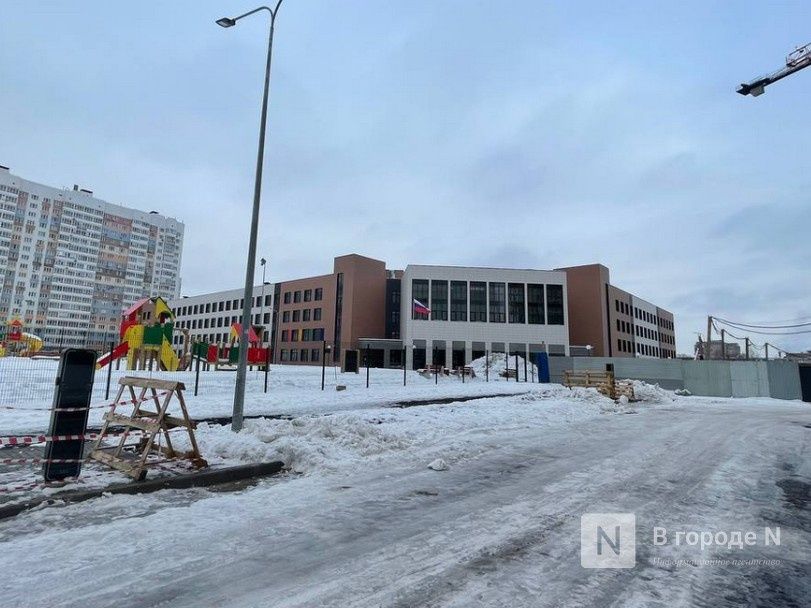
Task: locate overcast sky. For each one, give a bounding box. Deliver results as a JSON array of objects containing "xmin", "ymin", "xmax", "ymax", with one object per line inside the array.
[{"xmin": 2, "ymin": 1, "xmax": 809, "ymax": 354}]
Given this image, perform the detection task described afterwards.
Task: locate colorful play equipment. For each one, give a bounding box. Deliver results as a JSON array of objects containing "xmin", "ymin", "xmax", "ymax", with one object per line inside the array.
[
  {"xmin": 1, "ymin": 319, "xmax": 44, "ymax": 357},
  {"xmin": 189, "ymin": 323, "xmax": 269, "ymax": 370},
  {"xmin": 96, "ymin": 297, "xmax": 189, "ymax": 371}
]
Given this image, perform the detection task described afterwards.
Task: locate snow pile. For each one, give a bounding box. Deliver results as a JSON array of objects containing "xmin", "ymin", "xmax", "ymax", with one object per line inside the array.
[
  {"xmin": 193, "ymin": 414, "xmax": 415, "ymax": 474},
  {"xmin": 468, "ymin": 352, "xmax": 538, "ymax": 381},
  {"xmin": 427, "ymin": 458, "xmax": 448, "ymax": 471},
  {"xmin": 625, "ymin": 380, "xmax": 675, "ymax": 404}
]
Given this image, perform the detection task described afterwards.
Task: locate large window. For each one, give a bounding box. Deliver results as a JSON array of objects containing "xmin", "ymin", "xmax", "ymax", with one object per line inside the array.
[
  {"xmin": 314, "ymin": 288, "xmax": 323, "ymax": 301},
  {"xmin": 313, "ymin": 308, "xmax": 322, "ymax": 321},
  {"xmin": 450, "ymin": 281, "xmax": 467, "ymax": 321},
  {"xmin": 546, "ymin": 284, "xmax": 564, "ymax": 325},
  {"xmin": 412, "ymin": 279, "xmax": 429, "ymax": 320},
  {"xmin": 508, "ymin": 283, "xmax": 525, "ymax": 324},
  {"xmin": 489, "ymin": 282, "xmax": 506, "ymax": 323},
  {"xmin": 527, "ymin": 284, "xmax": 544, "ymax": 324},
  {"xmin": 431, "ymin": 280, "xmax": 448, "ymax": 321},
  {"xmin": 470, "ymin": 281, "xmax": 486, "ymax": 322},
  {"xmin": 304, "ymin": 289, "xmax": 312, "ymax": 302}
]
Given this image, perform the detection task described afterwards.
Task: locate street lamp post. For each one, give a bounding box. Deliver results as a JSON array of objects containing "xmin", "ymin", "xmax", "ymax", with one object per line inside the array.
[
  {"xmin": 321, "ymin": 342, "xmax": 331, "ymax": 391},
  {"xmin": 259, "ymin": 257, "xmax": 267, "ymax": 345},
  {"xmin": 217, "ymin": 2, "xmax": 283, "ymax": 432}
]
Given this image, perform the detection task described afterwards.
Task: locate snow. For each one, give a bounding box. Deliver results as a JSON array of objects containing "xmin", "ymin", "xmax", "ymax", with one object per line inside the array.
[
  {"xmin": 427, "ymin": 458, "xmax": 449, "ymax": 471},
  {"xmin": 469, "ymin": 352, "xmax": 538, "ymax": 381},
  {"xmin": 1, "ymin": 359, "xmax": 809, "ymax": 607}
]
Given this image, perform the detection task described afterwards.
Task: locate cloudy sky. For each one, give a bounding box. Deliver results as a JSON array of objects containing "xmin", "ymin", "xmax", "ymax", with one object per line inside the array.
[{"xmin": 2, "ymin": 0, "xmax": 809, "ymax": 354}]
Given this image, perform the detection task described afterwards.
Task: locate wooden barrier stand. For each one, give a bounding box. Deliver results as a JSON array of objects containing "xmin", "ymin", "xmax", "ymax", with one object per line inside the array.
[
  {"xmin": 89, "ymin": 376, "xmax": 207, "ymax": 481},
  {"xmin": 563, "ymin": 370, "xmax": 635, "ymax": 401}
]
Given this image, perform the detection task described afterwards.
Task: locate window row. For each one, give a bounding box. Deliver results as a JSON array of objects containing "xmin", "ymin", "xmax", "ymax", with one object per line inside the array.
[
  {"xmin": 281, "ymin": 307, "xmax": 322, "ymax": 323},
  {"xmin": 614, "ymin": 299, "xmax": 674, "ymax": 331},
  {"xmin": 412, "ymin": 280, "xmax": 564, "ymax": 325},
  {"xmin": 617, "ymin": 338, "xmax": 671, "ymax": 358},
  {"xmin": 282, "ymin": 287, "xmax": 323, "ymax": 304},
  {"xmin": 280, "ymin": 327, "xmax": 326, "ymax": 343},
  {"xmin": 279, "ymin": 348, "xmax": 321, "ymax": 362},
  {"xmin": 176, "ymin": 313, "xmax": 270, "ymax": 330},
  {"xmin": 176, "ymin": 294, "xmax": 271, "ymax": 317}
]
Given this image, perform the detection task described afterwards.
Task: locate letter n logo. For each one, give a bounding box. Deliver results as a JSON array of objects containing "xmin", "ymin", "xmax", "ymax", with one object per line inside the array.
[{"xmin": 581, "ymin": 513, "xmax": 636, "ymax": 568}]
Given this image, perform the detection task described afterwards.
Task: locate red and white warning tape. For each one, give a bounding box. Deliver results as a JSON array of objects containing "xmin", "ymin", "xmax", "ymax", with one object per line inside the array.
[
  {"xmin": 0, "ymin": 426, "xmax": 185, "ymax": 447},
  {"xmin": 0, "ymin": 390, "xmax": 171, "ymax": 412},
  {"xmin": 0, "ymin": 430, "xmax": 148, "ymax": 447}
]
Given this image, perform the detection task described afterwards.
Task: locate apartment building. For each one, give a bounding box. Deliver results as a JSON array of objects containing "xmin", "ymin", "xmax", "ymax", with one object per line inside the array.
[
  {"xmin": 0, "ymin": 166, "xmax": 183, "ymax": 348},
  {"xmin": 400, "ymin": 265, "xmax": 570, "ymax": 370},
  {"xmin": 558, "ymin": 264, "xmax": 676, "ymax": 358}
]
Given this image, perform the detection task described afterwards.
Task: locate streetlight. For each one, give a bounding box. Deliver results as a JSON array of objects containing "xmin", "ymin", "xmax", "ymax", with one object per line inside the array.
[
  {"xmin": 259, "ymin": 257, "xmax": 267, "ymax": 345},
  {"xmin": 217, "ymin": 2, "xmax": 284, "ymax": 432},
  {"xmin": 321, "ymin": 342, "xmax": 331, "ymax": 390}
]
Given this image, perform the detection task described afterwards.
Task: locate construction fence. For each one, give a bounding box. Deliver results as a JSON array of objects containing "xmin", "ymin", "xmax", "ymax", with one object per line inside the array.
[{"xmin": 547, "ymin": 356, "xmax": 803, "ymax": 401}]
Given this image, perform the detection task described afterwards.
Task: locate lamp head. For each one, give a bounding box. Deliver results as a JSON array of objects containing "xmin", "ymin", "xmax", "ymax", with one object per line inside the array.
[{"xmin": 216, "ymin": 16, "xmax": 237, "ymax": 28}]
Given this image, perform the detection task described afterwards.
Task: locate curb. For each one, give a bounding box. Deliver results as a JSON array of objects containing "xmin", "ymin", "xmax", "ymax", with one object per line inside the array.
[{"xmin": 0, "ymin": 461, "xmax": 284, "ymax": 520}]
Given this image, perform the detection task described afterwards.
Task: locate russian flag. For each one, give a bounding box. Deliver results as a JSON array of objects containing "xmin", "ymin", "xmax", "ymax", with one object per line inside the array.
[{"xmin": 413, "ymin": 298, "xmax": 431, "ymax": 315}]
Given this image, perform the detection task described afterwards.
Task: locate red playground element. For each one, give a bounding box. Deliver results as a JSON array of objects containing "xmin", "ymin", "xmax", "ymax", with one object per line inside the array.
[
  {"xmin": 96, "ymin": 342, "xmax": 130, "ymax": 369},
  {"xmin": 8, "ymin": 319, "xmax": 23, "ymax": 341},
  {"xmin": 247, "ymin": 347, "xmax": 267, "ymax": 365}
]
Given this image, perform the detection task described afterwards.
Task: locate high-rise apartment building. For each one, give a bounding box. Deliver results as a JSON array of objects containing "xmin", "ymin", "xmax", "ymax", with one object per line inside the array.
[{"xmin": 0, "ymin": 166, "xmax": 184, "ymax": 348}]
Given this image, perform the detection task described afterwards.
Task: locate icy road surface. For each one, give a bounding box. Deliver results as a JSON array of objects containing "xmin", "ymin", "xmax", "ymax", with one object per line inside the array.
[{"xmin": 1, "ymin": 395, "xmax": 809, "ymax": 607}]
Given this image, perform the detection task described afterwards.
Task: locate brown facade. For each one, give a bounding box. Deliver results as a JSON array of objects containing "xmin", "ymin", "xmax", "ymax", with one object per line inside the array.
[
  {"xmin": 273, "ymin": 254, "xmax": 388, "ymax": 366},
  {"xmin": 558, "ymin": 263, "xmax": 677, "ymax": 359},
  {"xmin": 561, "ymin": 264, "xmax": 611, "ymax": 356},
  {"xmin": 274, "ymin": 272, "xmax": 335, "ymax": 365}
]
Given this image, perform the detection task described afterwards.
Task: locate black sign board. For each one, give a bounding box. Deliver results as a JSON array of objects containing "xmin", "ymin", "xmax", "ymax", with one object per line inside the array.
[{"xmin": 43, "ymin": 349, "xmax": 97, "ymax": 481}]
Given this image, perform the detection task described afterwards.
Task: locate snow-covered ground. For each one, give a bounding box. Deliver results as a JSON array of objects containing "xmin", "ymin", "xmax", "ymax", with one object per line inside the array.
[
  {"xmin": 0, "ymin": 360, "xmax": 809, "ymax": 607},
  {"xmin": 0, "ymin": 357, "xmax": 534, "ymax": 435}
]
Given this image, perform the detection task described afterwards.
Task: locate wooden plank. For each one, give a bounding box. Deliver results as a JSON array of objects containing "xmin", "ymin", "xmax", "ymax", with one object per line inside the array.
[
  {"xmin": 118, "ymin": 376, "xmax": 186, "ymax": 391},
  {"xmin": 89, "ymin": 450, "xmax": 146, "ymax": 480},
  {"xmin": 102, "ymin": 412, "xmax": 161, "ymax": 434}
]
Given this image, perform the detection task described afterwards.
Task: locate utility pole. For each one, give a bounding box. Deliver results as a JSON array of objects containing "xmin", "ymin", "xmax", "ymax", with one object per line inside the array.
[
  {"xmin": 706, "ymin": 316, "xmax": 713, "ymax": 360},
  {"xmin": 745, "ymin": 337, "xmax": 750, "ymax": 360},
  {"xmin": 720, "ymin": 329, "xmax": 726, "ymax": 360},
  {"xmin": 765, "ymin": 343, "xmax": 769, "ymax": 360}
]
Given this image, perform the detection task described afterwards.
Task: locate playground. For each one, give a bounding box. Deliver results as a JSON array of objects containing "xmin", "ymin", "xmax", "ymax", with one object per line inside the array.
[
  {"xmin": 0, "ymin": 319, "xmax": 43, "ymax": 358},
  {"xmin": 94, "ymin": 296, "xmax": 270, "ymax": 373}
]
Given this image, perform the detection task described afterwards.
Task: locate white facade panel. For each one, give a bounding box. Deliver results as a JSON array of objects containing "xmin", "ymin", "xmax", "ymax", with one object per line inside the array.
[
  {"xmin": 168, "ymin": 285, "xmax": 274, "ymax": 347},
  {"xmin": 401, "ymin": 265, "xmax": 569, "ymax": 369}
]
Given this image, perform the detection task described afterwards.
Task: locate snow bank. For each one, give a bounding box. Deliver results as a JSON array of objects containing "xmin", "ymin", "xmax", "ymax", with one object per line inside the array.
[
  {"xmin": 192, "ymin": 414, "xmax": 415, "ymax": 474},
  {"xmin": 625, "ymin": 380, "xmax": 675, "ymax": 404},
  {"xmin": 469, "ymin": 352, "xmax": 537, "ymax": 382}
]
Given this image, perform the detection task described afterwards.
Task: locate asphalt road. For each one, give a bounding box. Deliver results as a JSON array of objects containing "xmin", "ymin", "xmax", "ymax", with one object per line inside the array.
[{"xmin": 2, "ymin": 399, "xmax": 809, "ymax": 607}]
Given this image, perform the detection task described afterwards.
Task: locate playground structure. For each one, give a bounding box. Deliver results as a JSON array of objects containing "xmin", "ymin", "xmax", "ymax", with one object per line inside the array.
[
  {"xmin": 96, "ymin": 297, "xmax": 190, "ymax": 371},
  {"xmin": 190, "ymin": 323, "xmax": 270, "ymax": 371},
  {"xmin": 0, "ymin": 319, "xmax": 44, "ymax": 357}
]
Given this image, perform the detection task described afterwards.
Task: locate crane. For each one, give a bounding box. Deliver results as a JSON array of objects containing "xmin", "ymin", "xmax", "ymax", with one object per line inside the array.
[{"xmin": 737, "ymin": 42, "xmax": 811, "ymax": 96}]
